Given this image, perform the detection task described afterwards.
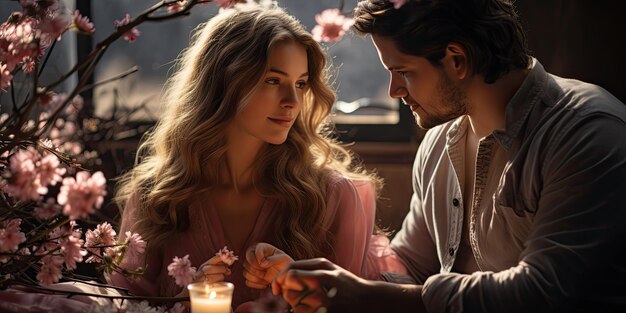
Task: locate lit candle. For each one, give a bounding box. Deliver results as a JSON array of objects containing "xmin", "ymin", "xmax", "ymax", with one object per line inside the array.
[{"xmin": 187, "ymin": 282, "xmax": 234, "ymax": 313}]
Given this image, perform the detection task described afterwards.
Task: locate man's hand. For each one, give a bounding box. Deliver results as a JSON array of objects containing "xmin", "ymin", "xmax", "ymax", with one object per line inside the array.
[
  {"xmin": 271, "ymin": 258, "xmax": 369, "ymax": 313},
  {"xmin": 243, "ymin": 242, "xmax": 294, "ymax": 289},
  {"xmin": 272, "ymin": 258, "xmax": 425, "ymax": 313}
]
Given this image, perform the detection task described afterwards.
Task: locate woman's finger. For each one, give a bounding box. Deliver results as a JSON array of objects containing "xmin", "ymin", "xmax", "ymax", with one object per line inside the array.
[
  {"xmin": 245, "ymin": 280, "xmax": 269, "ymax": 289},
  {"xmin": 242, "ymin": 260, "xmax": 265, "ymax": 276},
  {"xmin": 245, "ymin": 244, "xmax": 259, "ymax": 265},
  {"xmin": 193, "ymin": 274, "xmax": 226, "ymax": 283},
  {"xmin": 197, "ymin": 255, "xmax": 229, "ymax": 274},
  {"xmin": 203, "ymin": 273, "xmax": 226, "ymax": 283},
  {"xmin": 243, "ymin": 269, "xmax": 269, "ymax": 285}
]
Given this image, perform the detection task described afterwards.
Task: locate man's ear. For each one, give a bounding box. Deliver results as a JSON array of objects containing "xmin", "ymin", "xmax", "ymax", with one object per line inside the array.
[{"xmin": 443, "ymin": 43, "xmax": 469, "ymax": 80}]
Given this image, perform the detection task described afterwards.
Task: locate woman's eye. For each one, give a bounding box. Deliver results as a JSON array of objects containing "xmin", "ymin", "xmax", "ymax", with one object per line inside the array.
[
  {"xmin": 265, "ymin": 78, "xmax": 279, "ymax": 85},
  {"xmin": 397, "ymin": 71, "xmax": 407, "ymax": 77},
  {"xmin": 295, "ymin": 81, "xmax": 308, "ymax": 89}
]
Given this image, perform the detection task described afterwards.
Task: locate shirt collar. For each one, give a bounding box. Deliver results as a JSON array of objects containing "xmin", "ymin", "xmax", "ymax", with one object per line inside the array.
[
  {"xmin": 444, "ymin": 58, "xmax": 549, "ymax": 150},
  {"xmin": 493, "ymin": 58, "xmax": 548, "ymax": 151}
]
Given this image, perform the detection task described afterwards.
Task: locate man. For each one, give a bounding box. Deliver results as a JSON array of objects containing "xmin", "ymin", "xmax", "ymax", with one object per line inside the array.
[{"xmin": 271, "ymin": 0, "xmax": 626, "ymax": 312}]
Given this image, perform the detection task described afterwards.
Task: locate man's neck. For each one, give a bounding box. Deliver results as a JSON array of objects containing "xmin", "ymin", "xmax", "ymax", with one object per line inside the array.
[{"xmin": 466, "ymin": 68, "xmax": 529, "ymax": 138}]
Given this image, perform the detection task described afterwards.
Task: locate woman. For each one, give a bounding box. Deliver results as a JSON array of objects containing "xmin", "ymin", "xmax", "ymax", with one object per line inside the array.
[{"xmin": 109, "ymin": 2, "xmax": 379, "ymax": 310}]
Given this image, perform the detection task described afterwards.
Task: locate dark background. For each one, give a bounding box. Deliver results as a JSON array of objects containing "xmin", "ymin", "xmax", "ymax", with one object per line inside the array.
[{"xmin": 517, "ymin": 1, "xmax": 625, "ymax": 103}]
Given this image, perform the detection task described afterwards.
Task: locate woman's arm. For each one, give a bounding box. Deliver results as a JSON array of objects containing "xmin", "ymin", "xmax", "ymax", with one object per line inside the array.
[
  {"xmin": 324, "ymin": 176, "xmax": 374, "ymax": 276},
  {"xmin": 105, "ymin": 194, "xmax": 161, "ymax": 296}
]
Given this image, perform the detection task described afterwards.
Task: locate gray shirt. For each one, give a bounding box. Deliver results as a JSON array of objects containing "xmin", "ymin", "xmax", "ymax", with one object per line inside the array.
[{"xmin": 390, "ymin": 59, "xmax": 626, "ymax": 312}]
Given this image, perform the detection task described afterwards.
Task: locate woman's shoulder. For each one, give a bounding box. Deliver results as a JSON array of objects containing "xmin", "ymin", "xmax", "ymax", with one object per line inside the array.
[
  {"xmin": 325, "ymin": 170, "xmax": 376, "ymax": 192},
  {"xmin": 323, "ymin": 171, "xmax": 377, "ymax": 205},
  {"xmin": 325, "ymin": 170, "xmax": 357, "ymax": 189}
]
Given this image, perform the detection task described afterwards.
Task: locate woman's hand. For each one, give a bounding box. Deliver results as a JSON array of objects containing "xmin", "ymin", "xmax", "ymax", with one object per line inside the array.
[
  {"xmin": 243, "ymin": 242, "xmax": 294, "ymax": 289},
  {"xmin": 193, "ymin": 255, "xmax": 232, "ymax": 284}
]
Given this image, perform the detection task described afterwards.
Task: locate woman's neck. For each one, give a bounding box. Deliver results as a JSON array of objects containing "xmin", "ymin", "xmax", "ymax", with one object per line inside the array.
[{"xmin": 221, "ymin": 135, "xmax": 266, "ymax": 192}]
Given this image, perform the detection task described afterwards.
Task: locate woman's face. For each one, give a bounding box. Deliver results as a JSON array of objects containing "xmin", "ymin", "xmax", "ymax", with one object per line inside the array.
[{"xmin": 228, "ymin": 40, "xmax": 309, "ymax": 146}]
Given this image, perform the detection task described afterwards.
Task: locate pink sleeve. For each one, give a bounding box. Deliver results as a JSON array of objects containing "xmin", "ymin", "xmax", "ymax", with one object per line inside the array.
[
  {"xmin": 356, "ymin": 177, "xmax": 409, "ymax": 280},
  {"xmin": 105, "ymin": 194, "xmax": 162, "ymax": 296},
  {"xmin": 363, "ymin": 235, "xmax": 409, "ymax": 280},
  {"xmin": 324, "ymin": 177, "xmax": 374, "ymax": 277}
]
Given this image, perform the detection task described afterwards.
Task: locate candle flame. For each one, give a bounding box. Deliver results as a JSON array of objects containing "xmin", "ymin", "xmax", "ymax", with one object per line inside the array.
[{"xmin": 209, "ymin": 290, "xmax": 217, "ymax": 299}]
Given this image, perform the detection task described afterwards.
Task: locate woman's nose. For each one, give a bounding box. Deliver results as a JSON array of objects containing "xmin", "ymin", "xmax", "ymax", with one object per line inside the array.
[{"xmin": 280, "ymin": 87, "xmax": 299, "ymax": 109}]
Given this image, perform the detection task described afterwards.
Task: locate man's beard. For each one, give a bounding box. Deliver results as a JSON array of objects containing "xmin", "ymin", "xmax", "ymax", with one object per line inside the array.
[{"xmin": 414, "ymin": 71, "xmax": 469, "ymax": 129}]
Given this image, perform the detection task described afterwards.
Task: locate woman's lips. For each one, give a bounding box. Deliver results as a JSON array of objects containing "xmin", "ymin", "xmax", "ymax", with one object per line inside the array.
[{"xmin": 268, "ymin": 117, "xmax": 293, "ymax": 127}]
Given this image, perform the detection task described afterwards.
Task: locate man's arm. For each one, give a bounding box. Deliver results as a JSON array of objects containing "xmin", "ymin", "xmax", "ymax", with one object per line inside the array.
[
  {"xmin": 421, "ymin": 115, "xmax": 626, "ymax": 312},
  {"xmin": 272, "ymin": 258, "xmax": 426, "ymax": 313}
]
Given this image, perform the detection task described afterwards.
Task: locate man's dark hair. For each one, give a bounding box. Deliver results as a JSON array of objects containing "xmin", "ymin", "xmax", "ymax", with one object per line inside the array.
[{"xmin": 353, "ymin": 0, "xmax": 531, "ymax": 83}]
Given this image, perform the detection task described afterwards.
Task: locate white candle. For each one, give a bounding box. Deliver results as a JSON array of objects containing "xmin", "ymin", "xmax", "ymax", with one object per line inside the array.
[
  {"xmin": 188, "ymin": 282, "xmax": 234, "ymax": 313},
  {"xmin": 190, "ymin": 294, "xmax": 231, "ymax": 313}
]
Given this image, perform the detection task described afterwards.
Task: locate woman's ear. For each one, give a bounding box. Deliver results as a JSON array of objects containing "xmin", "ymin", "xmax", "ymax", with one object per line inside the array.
[{"xmin": 443, "ymin": 43, "xmax": 469, "ymax": 80}]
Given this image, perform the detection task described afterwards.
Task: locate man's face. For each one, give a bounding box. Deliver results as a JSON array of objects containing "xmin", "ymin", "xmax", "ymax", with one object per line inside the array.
[{"xmin": 371, "ymin": 35, "xmax": 468, "ymax": 129}]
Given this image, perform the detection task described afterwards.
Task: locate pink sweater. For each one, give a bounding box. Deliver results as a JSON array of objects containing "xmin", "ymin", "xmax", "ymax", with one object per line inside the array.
[{"xmin": 108, "ymin": 175, "xmax": 376, "ymax": 309}]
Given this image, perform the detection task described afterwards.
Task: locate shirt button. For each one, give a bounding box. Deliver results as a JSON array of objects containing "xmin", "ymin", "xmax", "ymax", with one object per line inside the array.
[
  {"xmin": 452, "ymin": 198, "xmax": 460, "ymax": 206},
  {"xmin": 449, "ymin": 247, "xmax": 455, "ymax": 256}
]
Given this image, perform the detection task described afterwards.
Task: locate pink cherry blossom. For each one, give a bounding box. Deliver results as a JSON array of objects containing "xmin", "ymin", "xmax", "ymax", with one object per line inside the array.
[
  {"xmin": 169, "ymin": 302, "xmax": 187, "ymax": 313},
  {"xmin": 85, "ymin": 222, "xmax": 117, "ymax": 263},
  {"xmin": 39, "ymin": 10, "xmax": 71, "ymax": 41},
  {"xmin": 0, "ymin": 219, "xmax": 26, "ymax": 252},
  {"xmin": 46, "ymin": 92, "xmax": 67, "ymax": 112},
  {"xmin": 0, "ymin": 18, "xmax": 40, "ymax": 72},
  {"xmin": 390, "ymin": 0, "xmax": 409, "ymax": 9},
  {"xmin": 216, "ymin": 246, "xmax": 238, "ymax": 266},
  {"xmin": 37, "ymin": 152, "xmax": 66, "ymax": 187},
  {"xmin": 122, "ymin": 231, "xmax": 146, "ymax": 264},
  {"xmin": 114, "ymin": 14, "xmax": 141, "ymax": 43},
  {"xmin": 167, "ymin": 0, "xmax": 188, "ymax": 14},
  {"xmin": 34, "ymin": 198, "xmax": 61, "ymax": 219},
  {"xmin": 37, "ymin": 255, "xmax": 64, "ymax": 286},
  {"xmin": 0, "ymin": 63, "xmax": 12, "ymax": 91},
  {"xmin": 4, "ymin": 147, "xmax": 45, "ymax": 201},
  {"xmin": 57, "ymin": 171, "xmax": 107, "ymax": 220},
  {"xmin": 60, "ymin": 232, "xmax": 86, "ymax": 270},
  {"xmin": 311, "ymin": 9, "xmax": 354, "ymax": 43},
  {"xmin": 72, "ymin": 10, "xmax": 95, "ymax": 34},
  {"xmin": 167, "ymin": 254, "xmax": 196, "ymax": 287},
  {"xmin": 64, "ymin": 94, "xmax": 83, "ymax": 116}
]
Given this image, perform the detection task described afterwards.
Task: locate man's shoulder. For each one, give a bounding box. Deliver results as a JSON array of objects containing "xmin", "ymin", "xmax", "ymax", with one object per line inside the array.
[{"xmin": 548, "ymin": 74, "xmax": 626, "ymax": 121}]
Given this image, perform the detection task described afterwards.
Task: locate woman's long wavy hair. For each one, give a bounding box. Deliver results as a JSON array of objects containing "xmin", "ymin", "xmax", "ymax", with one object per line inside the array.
[{"xmin": 115, "ymin": 4, "xmax": 379, "ymax": 260}]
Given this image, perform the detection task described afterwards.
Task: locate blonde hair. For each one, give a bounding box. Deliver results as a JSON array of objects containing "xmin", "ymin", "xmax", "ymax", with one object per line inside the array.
[{"xmin": 115, "ymin": 4, "xmax": 380, "ymax": 260}]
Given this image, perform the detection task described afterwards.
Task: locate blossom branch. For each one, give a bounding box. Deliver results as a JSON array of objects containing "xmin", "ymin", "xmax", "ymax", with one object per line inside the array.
[
  {"xmin": 45, "ymin": 0, "xmax": 201, "ymax": 92},
  {"xmin": 78, "ymin": 66, "xmax": 140, "ymax": 94},
  {"xmin": 37, "ymin": 39, "xmax": 57, "ymax": 77},
  {"xmin": 37, "ymin": 46, "xmax": 104, "ymax": 137},
  {"xmin": 36, "ymin": 0, "xmax": 204, "ymax": 138},
  {"xmin": 9, "ymin": 281, "xmax": 190, "ymax": 303}
]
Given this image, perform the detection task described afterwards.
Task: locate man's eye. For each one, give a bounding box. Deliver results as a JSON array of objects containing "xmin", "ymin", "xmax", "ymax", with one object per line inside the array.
[{"xmin": 397, "ymin": 71, "xmax": 407, "ymax": 77}]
